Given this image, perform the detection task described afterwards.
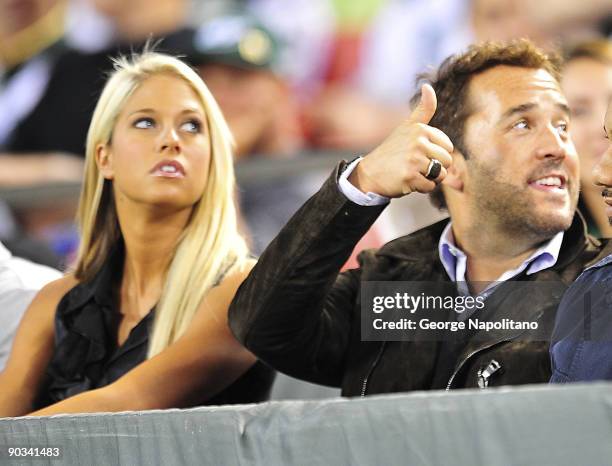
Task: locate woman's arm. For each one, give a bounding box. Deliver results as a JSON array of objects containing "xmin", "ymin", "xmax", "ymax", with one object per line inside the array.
[
  {"xmin": 0, "ymin": 275, "xmax": 77, "ymax": 417},
  {"xmin": 28, "ymin": 261, "xmax": 259, "ymax": 416}
]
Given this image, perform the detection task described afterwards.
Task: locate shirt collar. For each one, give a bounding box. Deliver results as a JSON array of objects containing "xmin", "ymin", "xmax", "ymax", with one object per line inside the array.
[
  {"xmin": 584, "ymin": 253, "xmax": 612, "ymax": 272},
  {"xmin": 64, "ymin": 241, "xmax": 124, "ymax": 312},
  {"xmin": 438, "ymin": 223, "xmax": 461, "ymax": 282},
  {"xmin": 438, "ymin": 221, "xmax": 564, "ymax": 284}
]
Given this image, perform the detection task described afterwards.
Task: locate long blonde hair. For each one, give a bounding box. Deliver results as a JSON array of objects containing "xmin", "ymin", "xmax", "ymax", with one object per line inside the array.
[{"xmin": 75, "ymin": 51, "xmax": 249, "ymax": 358}]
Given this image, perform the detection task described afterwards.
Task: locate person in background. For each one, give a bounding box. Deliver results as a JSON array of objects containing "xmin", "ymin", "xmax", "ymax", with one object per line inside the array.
[
  {"xmin": 561, "ymin": 40, "xmax": 612, "ymax": 238},
  {"xmin": 183, "ymin": 13, "xmax": 313, "ymax": 256},
  {"xmin": 0, "ymin": 0, "xmax": 80, "ymax": 267},
  {"xmin": 0, "ymin": 0, "xmax": 83, "ymax": 186},
  {"xmin": 188, "ymin": 14, "xmax": 302, "ymax": 159},
  {"xmin": 550, "ymin": 99, "xmax": 612, "ymax": 383},
  {"xmin": 184, "ymin": 15, "xmax": 340, "ymax": 402},
  {"xmin": 4, "ymin": 0, "xmax": 194, "ymax": 162},
  {"xmin": 0, "ymin": 241, "xmax": 61, "ymax": 371},
  {"xmin": 0, "ymin": 52, "xmax": 273, "ymax": 417}
]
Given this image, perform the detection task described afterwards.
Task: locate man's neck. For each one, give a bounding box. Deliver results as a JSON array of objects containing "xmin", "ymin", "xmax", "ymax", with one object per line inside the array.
[{"xmin": 451, "ymin": 222, "xmax": 547, "ymax": 293}]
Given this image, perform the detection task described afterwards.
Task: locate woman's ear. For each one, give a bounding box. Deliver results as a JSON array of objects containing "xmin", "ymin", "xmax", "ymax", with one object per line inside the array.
[
  {"xmin": 441, "ymin": 149, "xmax": 465, "ymax": 193},
  {"xmin": 96, "ymin": 143, "xmax": 114, "ymax": 180}
]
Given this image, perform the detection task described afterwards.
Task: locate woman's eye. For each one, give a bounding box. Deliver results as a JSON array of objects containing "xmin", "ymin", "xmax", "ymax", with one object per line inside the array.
[
  {"xmin": 134, "ymin": 118, "xmax": 154, "ymax": 129},
  {"xmin": 181, "ymin": 119, "xmax": 202, "ymax": 133}
]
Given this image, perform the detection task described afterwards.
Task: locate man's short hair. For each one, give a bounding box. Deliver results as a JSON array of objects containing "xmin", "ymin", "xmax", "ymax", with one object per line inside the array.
[{"xmin": 413, "ymin": 39, "xmax": 562, "ymax": 210}]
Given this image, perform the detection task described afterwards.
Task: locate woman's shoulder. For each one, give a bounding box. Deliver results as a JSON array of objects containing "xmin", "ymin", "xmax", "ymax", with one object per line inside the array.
[
  {"xmin": 216, "ymin": 258, "xmax": 256, "ymax": 292},
  {"xmin": 195, "ymin": 258, "xmax": 256, "ymax": 316},
  {"xmin": 34, "ymin": 273, "xmax": 80, "ymax": 308},
  {"xmin": 13, "ymin": 274, "xmax": 81, "ymax": 342}
]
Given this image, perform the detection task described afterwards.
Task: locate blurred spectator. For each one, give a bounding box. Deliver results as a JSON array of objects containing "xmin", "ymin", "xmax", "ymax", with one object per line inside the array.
[
  {"xmin": 0, "ymin": 240, "xmax": 60, "ymax": 370},
  {"xmin": 561, "ymin": 40, "xmax": 612, "ymax": 238},
  {"xmin": 0, "ymin": 0, "xmax": 74, "ymax": 267},
  {"xmin": 183, "ymin": 13, "xmax": 341, "ymax": 401},
  {"xmin": 0, "ymin": 0, "xmax": 84, "ymax": 185},
  {"xmin": 4, "ymin": 0, "xmax": 193, "ymax": 158},
  {"xmin": 189, "ymin": 14, "xmax": 302, "ymax": 158},
  {"xmin": 183, "ymin": 14, "xmax": 317, "ymax": 255},
  {"xmin": 1, "ymin": 0, "xmax": 200, "ymax": 265}
]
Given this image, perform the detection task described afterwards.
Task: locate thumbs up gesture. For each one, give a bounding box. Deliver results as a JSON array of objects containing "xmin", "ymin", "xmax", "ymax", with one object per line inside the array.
[{"xmin": 348, "ymin": 84, "xmax": 454, "ymax": 198}]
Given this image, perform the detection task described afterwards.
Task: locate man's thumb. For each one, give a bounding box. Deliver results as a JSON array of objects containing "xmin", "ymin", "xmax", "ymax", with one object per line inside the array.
[{"xmin": 409, "ymin": 84, "xmax": 437, "ymax": 124}]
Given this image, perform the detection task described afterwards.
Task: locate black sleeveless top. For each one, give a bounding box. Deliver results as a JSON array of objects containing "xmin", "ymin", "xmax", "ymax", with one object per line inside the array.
[{"xmin": 36, "ymin": 244, "xmax": 274, "ymax": 409}]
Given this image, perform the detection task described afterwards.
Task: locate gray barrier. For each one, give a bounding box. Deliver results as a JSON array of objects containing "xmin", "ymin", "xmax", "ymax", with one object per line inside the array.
[{"xmin": 1, "ymin": 383, "xmax": 611, "ymax": 466}]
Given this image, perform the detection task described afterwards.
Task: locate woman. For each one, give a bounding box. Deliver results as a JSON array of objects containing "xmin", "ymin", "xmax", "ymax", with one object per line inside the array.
[
  {"xmin": 0, "ymin": 52, "xmax": 273, "ymax": 416},
  {"xmin": 561, "ymin": 39, "xmax": 612, "ymax": 238}
]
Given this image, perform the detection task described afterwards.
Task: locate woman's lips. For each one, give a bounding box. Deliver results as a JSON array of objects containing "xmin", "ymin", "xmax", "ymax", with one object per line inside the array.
[{"xmin": 150, "ymin": 160, "xmax": 185, "ymax": 178}]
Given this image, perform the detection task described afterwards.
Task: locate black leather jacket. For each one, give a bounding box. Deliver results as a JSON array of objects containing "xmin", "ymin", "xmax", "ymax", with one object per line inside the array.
[{"xmin": 229, "ymin": 163, "xmax": 602, "ymax": 396}]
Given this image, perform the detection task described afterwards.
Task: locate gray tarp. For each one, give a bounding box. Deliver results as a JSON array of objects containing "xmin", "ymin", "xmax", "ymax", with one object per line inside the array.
[{"xmin": 1, "ymin": 383, "xmax": 611, "ymax": 465}]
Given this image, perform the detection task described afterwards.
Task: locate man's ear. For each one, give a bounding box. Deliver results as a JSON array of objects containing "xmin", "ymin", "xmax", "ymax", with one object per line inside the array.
[
  {"xmin": 442, "ymin": 149, "xmax": 466, "ymax": 193},
  {"xmin": 96, "ymin": 143, "xmax": 114, "ymax": 180}
]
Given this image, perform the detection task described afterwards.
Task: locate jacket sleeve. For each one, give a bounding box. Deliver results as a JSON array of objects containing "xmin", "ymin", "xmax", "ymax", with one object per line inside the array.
[{"xmin": 228, "ymin": 162, "xmax": 387, "ymax": 387}]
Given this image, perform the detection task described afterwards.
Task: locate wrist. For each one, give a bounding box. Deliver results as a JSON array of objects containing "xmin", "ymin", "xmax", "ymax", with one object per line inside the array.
[{"xmin": 348, "ymin": 158, "xmax": 377, "ymax": 194}]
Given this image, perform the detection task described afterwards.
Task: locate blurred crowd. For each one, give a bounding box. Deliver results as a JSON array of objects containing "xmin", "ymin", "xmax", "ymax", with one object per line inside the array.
[
  {"xmin": 2, "ymin": 0, "xmax": 611, "ymax": 265},
  {"xmin": 1, "ymin": 0, "xmax": 612, "ymax": 399}
]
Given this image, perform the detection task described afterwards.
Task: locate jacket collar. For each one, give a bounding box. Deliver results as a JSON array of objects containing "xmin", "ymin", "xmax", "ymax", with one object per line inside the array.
[{"xmin": 376, "ymin": 212, "xmax": 596, "ymax": 275}]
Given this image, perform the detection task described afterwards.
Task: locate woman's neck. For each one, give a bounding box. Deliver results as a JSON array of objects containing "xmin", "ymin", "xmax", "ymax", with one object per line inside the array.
[{"xmin": 115, "ymin": 199, "xmax": 192, "ymax": 314}]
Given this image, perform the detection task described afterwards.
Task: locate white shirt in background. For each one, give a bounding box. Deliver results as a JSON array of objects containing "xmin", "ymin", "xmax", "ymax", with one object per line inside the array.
[{"xmin": 0, "ymin": 242, "xmax": 61, "ymax": 371}]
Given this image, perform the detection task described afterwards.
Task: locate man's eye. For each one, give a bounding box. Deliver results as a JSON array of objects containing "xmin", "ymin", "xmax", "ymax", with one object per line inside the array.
[
  {"xmin": 555, "ymin": 121, "xmax": 569, "ymax": 135},
  {"xmin": 181, "ymin": 119, "xmax": 202, "ymax": 133},
  {"xmin": 513, "ymin": 120, "xmax": 529, "ymax": 130},
  {"xmin": 134, "ymin": 118, "xmax": 154, "ymax": 129}
]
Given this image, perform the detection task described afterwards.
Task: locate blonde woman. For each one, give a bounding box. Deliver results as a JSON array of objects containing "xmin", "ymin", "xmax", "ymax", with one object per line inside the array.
[{"xmin": 0, "ymin": 52, "xmax": 273, "ymax": 416}]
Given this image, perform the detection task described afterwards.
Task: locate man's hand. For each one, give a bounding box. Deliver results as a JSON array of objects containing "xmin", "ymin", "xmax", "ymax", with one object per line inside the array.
[{"xmin": 348, "ymin": 84, "xmax": 454, "ymax": 198}]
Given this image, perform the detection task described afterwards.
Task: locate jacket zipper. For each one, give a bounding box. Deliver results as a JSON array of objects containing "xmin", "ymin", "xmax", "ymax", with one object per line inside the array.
[
  {"xmin": 477, "ymin": 359, "xmax": 502, "ymax": 388},
  {"xmin": 445, "ymin": 321, "xmax": 540, "ymax": 390},
  {"xmin": 360, "ymin": 341, "xmax": 387, "ymax": 397},
  {"xmin": 362, "ymin": 312, "xmax": 541, "ymax": 394},
  {"xmin": 445, "ymin": 341, "xmax": 502, "ymax": 390}
]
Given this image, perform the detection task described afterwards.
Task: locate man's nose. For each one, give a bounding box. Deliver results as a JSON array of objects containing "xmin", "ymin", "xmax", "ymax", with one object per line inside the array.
[
  {"xmin": 594, "ymin": 147, "xmax": 612, "ymax": 188},
  {"xmin": 534, "ymin": 125, "xmax": 569, "ymax": 161}
]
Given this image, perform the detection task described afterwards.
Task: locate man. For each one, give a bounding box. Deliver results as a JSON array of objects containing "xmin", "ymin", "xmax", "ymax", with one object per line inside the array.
[
  {"xmin": 550, "ymin": 100, "xmax": 612, "ymax": 383},
  {"xmin": 229, "ymin": 40, "xmax": 603, "ymax": 395}
]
